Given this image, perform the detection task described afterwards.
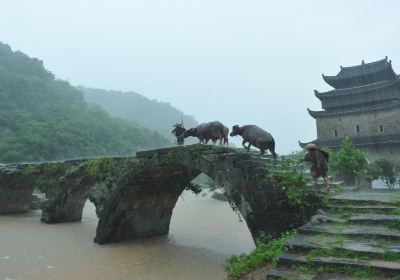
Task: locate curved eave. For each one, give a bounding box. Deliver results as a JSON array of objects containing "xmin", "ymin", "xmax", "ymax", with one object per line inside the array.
[
  {"xmin": 308, "ymin": 102, "xmax": 400, "ymax": 119},
  {"xmin": 307, "ymin": 108, "xmax": 320, "ymax": 119},
  {"xmin": 314, "ymin": 90, "xmax": 323, "ymax": 101},
  {"xmin": 388, "ymin": 60, "xmax": 398, "ymax": 78},
  {"xmin": 322, "ymin": 74, "xmax": 338, "ymax": 89},
  {"xmin": 316, "ymin": 78, "xmax": 400, "ymax": 99}
]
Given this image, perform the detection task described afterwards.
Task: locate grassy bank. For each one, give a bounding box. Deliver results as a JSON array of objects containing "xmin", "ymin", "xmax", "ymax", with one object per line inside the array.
[{"xmin": 224, "ymin": 230, "xmax": 296, "ymax": 280}]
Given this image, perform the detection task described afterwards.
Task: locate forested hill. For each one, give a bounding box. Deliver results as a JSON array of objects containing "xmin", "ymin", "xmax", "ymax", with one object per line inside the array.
[
  {"xmin": 0, "ymin": 42, "xmax": 169, "ymax": 163},
  {"xmin": 79, "ymin": 86, "xmax": 198, "ymax": 139}
]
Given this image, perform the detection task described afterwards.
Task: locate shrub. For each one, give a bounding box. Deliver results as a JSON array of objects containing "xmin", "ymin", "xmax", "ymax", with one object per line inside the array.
[
  {"xmin": 368, "ymin": 158, "xmax": 399, "ymax": 189},
  {"xmin": 330, "ymin": 138, "xmax": 368, "ymax": 185},
  {"xmin": 267, "ymin": 158, "xmax": 326, "ymax": 209}
]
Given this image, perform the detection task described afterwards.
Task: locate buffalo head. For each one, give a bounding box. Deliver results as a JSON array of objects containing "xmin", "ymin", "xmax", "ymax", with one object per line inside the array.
[
  {"xmin": 230, "ymin": 125, "xmax": 240, "ymax": 137},
  {"xmin": 172, "ymin": 121, "xmax": 186, "ymax": 145}
]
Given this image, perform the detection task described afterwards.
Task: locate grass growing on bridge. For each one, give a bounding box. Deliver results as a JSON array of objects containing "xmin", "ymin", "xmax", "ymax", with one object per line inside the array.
[
  {"xmin": 224, "ymin": 230, "xmax": 296, "ymax": 280},
  {"xmin": 266, "ymin": 158, "xmax": 328, "ymax": 210}
]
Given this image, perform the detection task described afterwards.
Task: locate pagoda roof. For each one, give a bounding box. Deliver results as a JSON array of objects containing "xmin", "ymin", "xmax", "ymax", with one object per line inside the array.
[
  {"xmin": 315, "ymin": 78, "xmax": 400, "ymax": 100},
  {"xmin": 322, "ymin": 57, "xmax": 397, "ymax": 89},
  {"xmin": 307, "ymin": 100, "xmax": 400, "ymax": 119},
  {"xmin": 299, "ymin": 133, "xmax": 400, "ymax": 149}
]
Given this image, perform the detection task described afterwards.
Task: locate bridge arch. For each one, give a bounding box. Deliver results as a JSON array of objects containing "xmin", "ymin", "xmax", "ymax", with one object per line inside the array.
[{"xmin": 94, "ymin": 145, "xmax": 288, "ymax": 245}]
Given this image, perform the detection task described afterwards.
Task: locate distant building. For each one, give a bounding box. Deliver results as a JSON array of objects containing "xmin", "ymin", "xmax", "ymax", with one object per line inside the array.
[{"xmin": 300, "ymin": 57, "xmax": 400, "ymax": 162}]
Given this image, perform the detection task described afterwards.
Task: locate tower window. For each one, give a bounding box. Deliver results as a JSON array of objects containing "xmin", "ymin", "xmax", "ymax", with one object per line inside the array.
[
  {"xmin": 356, "ymin": 125, "xmax": 360, "ymax": 133},
  {"xmin": 379, "ymin": 125, "xmax": 384, "ymax": 133},
  {"xmin": 334, "ymin": 129, "xmax": 338, "ymax": 137}
]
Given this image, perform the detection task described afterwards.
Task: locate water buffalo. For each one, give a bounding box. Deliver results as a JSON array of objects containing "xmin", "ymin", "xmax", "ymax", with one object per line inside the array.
[
  {"xmin": 172, "ymin": 121, "xmax": 186, "ymax": 145},
  {"xmin": 178, "ymin": 121, "xmax": 228, "ymax": 146},
  {"xmin": 230, "ymin": 125, "xmax": 277, "ymax": 159}
]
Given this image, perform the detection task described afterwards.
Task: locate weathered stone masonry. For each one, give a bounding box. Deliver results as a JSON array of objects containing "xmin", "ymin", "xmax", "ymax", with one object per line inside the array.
[{"xmin": 0, "ymin": 145, "xmax": 315, "ymax": 245}]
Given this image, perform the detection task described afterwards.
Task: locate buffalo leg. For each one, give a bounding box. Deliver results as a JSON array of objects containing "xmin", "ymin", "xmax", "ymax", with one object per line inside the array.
[
  {"xmin": 246, "ymin": 144, "xmax": 251, "ymax": 152},
  {"xmin": 258, "ymin": 149, "xmax": 265, "ymax": 156},
  {"xmin": 269, "ymin": 148, "xmax": 278, "ymax": 161},
  {"xmin": 242, "ymin": 140, "xmax": 249, "ymax": 151}
]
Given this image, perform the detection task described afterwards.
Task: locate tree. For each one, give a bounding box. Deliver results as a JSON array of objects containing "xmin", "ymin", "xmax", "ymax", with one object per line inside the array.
[
  {"xmin": 330, "ymin": 137, "xmax": 368, "ymax": 185},
  {"xmin": 368, "ymin": 158, "xmax": 398, "ymax": 190}
]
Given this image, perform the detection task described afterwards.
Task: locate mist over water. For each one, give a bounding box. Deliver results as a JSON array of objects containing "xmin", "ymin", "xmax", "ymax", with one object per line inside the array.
[{"xmin": 0, "ymin": 191, "xmax": 255, "ymax": 280}]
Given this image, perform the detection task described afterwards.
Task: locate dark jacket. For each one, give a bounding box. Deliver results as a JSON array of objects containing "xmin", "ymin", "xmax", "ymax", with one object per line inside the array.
[{"xmin": 304, "ymin": 148, "xmax": 329, "ymax": 178}]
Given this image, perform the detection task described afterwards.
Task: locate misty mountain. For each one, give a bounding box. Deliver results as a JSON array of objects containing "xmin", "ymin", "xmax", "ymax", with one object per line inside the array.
[
  {"xmin": 0, "ymin": 42, "xmax": 169, "ymax": 163},
  {"xmin": 79, "ymin": 86, "xmax": 198, "ymax": 140}
]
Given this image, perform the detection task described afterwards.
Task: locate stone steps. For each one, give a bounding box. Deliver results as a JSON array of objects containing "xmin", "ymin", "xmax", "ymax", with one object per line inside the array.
[
  {"xmin": 267, "ymin": 267, "xmax": 314, "ymax": 280},
  {"xmin": 267, "ymin": 191, "xmax": 400, "ymax": 279},
  {"xmin": 286, "ymin": 234, "xmax": 400, "ymax": 255},
  {"xmin": 349, "ymin": 214, "xmax": 400, "ymax": 224},
  {"xmin": 278, "ymin": 252, "xmax": 400, "ymax": 275},
  {"xmin": 312, "ymin": 213, "xmax": 400, "ymax": 227},
  {"xmin": 299, "ymin": 223, "xmax": 400, "ymax": 240},
  {"xmin": 329, "ymin": 192, "xmax": 400, "ymax": 207},
  {"xmin": 326, "ymin": 204, "xmax": 400, "ymax": 214},
  {"xmin": 267, "ymin": 268, "xmax": 368, "ymax": 280}
]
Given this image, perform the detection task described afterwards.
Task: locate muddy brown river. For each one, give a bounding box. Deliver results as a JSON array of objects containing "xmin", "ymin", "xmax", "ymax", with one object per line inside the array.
[{"xmin": 0, "ymin": 191, "xmax": 255, "ymax": 280}]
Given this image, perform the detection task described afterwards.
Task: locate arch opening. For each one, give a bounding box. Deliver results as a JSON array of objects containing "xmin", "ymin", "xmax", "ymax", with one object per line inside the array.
[{"xmin": 93, "ymin": 156, "xmax": 256, "ymax": 245}]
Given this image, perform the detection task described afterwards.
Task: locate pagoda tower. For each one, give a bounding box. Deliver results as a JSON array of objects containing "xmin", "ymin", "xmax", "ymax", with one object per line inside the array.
[{"xmin": 301, "ymin": 57, "xmax": 400, "ymax": 161}]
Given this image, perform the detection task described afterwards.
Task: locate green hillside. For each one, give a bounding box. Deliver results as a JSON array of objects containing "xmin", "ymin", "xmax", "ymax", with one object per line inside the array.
[
  {"xmin": 0, "ymin": 42, "xmax": 169, "ymax": 163},
  {"xmin": 79, "ymin": 86, "xmax": 198, "ymax": 140}
]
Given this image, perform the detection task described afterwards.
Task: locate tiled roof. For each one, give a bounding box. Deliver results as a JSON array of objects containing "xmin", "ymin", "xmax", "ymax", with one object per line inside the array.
[
  {"xmin": 321, "ymin": 57, "xmax": 398, "ymax": 89},
  {"xmin": 307, "ymin": 100, "xmax": 400, "ymax": 118},
  {"xmin": 315, "ymin": 79, "xmax": 400, "ymax": 99}
]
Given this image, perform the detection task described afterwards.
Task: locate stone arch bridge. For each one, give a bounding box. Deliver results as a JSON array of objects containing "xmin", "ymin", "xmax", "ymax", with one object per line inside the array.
[{"xmin": 0, "ymin": 144, "xmax": 310, "ymax": 245}]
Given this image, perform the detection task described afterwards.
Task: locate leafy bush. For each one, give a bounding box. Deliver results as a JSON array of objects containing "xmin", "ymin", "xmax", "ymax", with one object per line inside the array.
[
  {"xmin": 368, "ymin": 158, "xmax": 399, "ymax": 189},
  {"xmin": 267, "ymin": 158, "xmax": 325, "ymax": 209},
  {"xmin": 225, "ymin": 230, "xmax": 296, "ymax": 280},
  {"xmin": 330, "ymin": 138, "xmax": 368, "ymax": 184}
]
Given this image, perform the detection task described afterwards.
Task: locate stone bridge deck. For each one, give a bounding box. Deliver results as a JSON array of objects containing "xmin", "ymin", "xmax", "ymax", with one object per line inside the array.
[{"xmin": 0, "ymin": 144, "xmax": 316, "ymax": 245}]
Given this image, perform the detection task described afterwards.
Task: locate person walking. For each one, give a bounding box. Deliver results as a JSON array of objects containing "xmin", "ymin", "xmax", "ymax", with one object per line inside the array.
[{"xmin": 302, "ymin": 143, "xmax": 331, "ymax": 191}]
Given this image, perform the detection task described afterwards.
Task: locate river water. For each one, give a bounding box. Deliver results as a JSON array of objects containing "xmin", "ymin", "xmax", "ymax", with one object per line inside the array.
[{"xmin": 0, "ymin": 191, "xmax": 255, "ymax": 280}]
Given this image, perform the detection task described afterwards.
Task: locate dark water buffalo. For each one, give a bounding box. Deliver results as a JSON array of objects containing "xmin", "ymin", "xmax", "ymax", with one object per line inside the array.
[
  {"xmin": 230, "ymin": 125, "xmax": 277, "ymax": 159},
  {"xmin": 179, "ymin": 121, "xmax": 228, "ymax": 146},
  {"xmin": 171, "ymin": 121, "xmax": 186, "ymax": 145}
]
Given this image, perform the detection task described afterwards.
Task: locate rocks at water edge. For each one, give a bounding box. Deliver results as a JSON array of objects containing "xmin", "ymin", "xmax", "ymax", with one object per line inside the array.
[{"xmin": 0, "ymin": 165, "xmax": 34, "ymax": 213}]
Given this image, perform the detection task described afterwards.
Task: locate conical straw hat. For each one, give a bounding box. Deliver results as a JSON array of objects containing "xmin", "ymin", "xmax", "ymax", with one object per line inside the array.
[{"xmin": 304, "ymin": 143, "xmax": 317, "ymax": 150}]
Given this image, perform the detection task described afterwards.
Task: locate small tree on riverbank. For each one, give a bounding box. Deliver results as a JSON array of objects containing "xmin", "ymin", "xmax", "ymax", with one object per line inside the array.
[
  {"xmin": 330, "ymin": 138, "xmax": 368, "ymax": 185},
  {"xmin": 368, "ymin": 158, "xmax": 399, "ymax": 190}
]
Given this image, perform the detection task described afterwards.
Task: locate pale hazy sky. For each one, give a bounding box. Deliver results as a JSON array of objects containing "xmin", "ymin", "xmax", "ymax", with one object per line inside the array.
[{"xmin": 1, "ymin": 0, "xmax": 400, "ymax": 153}]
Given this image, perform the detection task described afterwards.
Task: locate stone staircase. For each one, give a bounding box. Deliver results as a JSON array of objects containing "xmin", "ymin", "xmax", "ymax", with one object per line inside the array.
[{"xmin": 267, "ymin": 191, "xmax": 400, "ymax": 279}]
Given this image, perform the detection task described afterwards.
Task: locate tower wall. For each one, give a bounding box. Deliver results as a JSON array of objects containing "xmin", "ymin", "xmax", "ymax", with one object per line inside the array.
[
  {"xmin": 360, "ymin": 144, "xmax": 400, "ymax": 162},
  {"xmin": 316, "ymin": 107, "xmax": 400, "ymax": 141}
]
